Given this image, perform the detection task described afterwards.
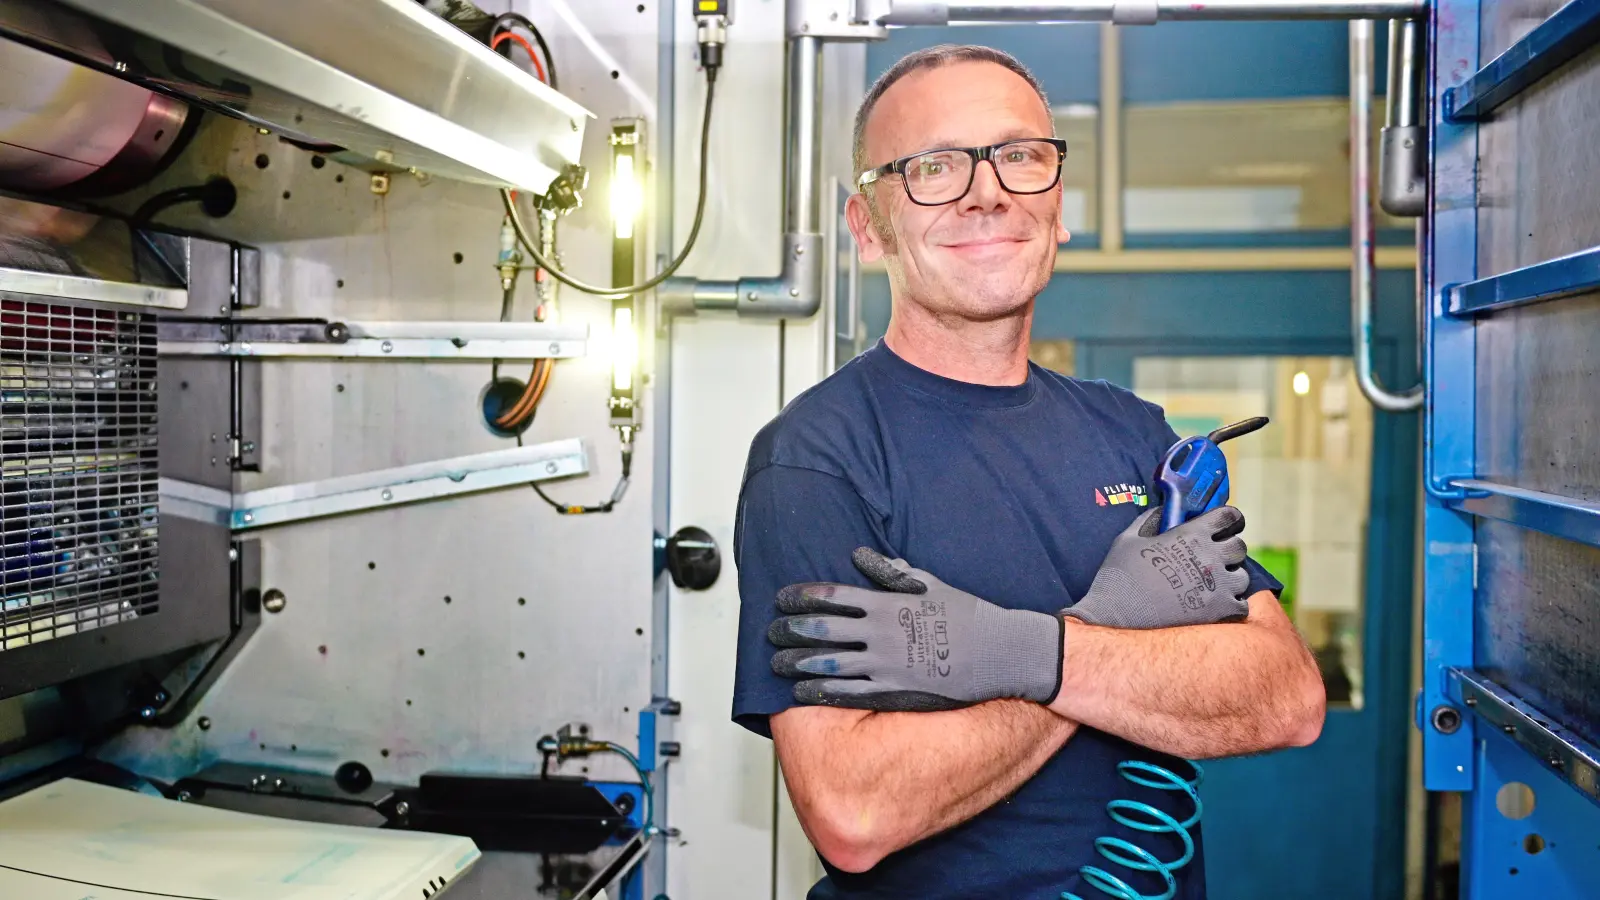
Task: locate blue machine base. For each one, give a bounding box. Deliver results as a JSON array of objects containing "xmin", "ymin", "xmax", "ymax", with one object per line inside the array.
[{"xmin": 1463, "ymin": 728, "xmax": 1600, "ymax": 898}]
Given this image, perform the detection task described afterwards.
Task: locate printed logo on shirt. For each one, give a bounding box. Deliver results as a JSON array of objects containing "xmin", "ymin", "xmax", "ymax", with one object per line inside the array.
[{"xmin": 1095, "ymin": 483, "xmax": 1149, "ymax": 508}]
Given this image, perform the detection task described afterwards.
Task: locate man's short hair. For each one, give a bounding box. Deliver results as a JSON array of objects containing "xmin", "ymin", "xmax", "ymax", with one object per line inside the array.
[{"xmin": 851, "ymin": 45, "xmax": 1052, "ymax": 179}]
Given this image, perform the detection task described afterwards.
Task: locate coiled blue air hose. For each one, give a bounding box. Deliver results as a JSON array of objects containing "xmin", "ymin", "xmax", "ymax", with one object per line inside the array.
[{"xmin": 1062, "ymin": 758, "xmax": 1204, "ymax": 900}]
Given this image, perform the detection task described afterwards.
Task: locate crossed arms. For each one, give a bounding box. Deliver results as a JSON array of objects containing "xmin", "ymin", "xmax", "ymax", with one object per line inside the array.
[{"xmin": 773, "ymin": 592, "xmax": 1325, "ymax": 873}]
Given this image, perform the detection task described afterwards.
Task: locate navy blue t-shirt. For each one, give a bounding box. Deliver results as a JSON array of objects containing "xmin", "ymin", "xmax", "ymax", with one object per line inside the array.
[{"xmin": 731, "ymin": 341, "xmax": 1281, "ymax": 900}]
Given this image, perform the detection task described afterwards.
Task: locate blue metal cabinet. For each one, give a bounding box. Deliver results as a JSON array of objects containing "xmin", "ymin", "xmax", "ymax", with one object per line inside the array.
[{"xmin": 1423, "ymin": 0, "xmax": 1600, "ymax": 895}]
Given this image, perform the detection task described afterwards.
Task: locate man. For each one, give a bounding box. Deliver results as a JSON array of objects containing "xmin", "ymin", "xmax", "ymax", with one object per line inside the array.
[{"xmin": 732, "ymin": 45, "xmax": 1326, "ymax": 899}]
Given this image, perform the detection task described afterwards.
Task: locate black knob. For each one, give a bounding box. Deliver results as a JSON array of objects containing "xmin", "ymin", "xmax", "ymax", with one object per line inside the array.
[
  {"xmin": 334, "ymin": 761, "xmax": 374, "ymax": 794},
  {"xmin": 665, "ymin": 526, "xmax": 720, "ymax": 591},
  {"xmin": 659, "ymin": 741, "xmax": 682, "ymax": 757}
]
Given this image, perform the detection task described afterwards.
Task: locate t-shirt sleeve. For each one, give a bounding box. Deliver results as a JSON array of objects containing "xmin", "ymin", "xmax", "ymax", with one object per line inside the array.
[
  {"xmin": 731, "ymin": 463, "xmax": 892, "ymax": 739},
  {"xmin": 1137, "ymin": 401, "xmax": 1285, "ymax": 599}
]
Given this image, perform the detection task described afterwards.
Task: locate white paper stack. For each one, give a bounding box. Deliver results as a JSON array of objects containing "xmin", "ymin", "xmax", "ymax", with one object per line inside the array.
[{"xmin": 0, "ymin": 778, "xmax": 480, "ymax": 899}]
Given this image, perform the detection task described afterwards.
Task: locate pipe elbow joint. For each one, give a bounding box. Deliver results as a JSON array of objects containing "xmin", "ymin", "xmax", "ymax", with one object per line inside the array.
[
  {"xmin": 735, "ymin": 232, "xmax": 823, "ymax": 319},
  {"xmin": 658, "ymin": 233, "xmax": 823, "ymax": 321}
]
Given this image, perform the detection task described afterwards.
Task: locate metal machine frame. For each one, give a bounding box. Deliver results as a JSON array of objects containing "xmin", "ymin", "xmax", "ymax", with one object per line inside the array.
[{"xmin": 1421, "ymin": 0, "xmax": 1600, "ymax": 895}]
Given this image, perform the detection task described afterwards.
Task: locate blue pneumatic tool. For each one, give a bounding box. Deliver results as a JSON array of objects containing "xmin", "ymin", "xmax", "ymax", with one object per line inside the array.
[
  {"xmin": 1066, "ymin": 416, "xmax": 1270, "ymax": 900},
  {"xmin": 1155, "ymin": 416, "xmax": 1271, "ymax": 535}
]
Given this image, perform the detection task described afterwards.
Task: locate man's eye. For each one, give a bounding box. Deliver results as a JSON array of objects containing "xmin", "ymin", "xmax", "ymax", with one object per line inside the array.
[{"xmin": 915, "ymin": 161, "xmax": 945, "ymax": 177}]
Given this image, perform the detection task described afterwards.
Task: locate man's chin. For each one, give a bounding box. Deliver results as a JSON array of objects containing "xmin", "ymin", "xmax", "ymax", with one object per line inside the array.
[{"xmin": 947, "ymin": 271, "xmax": 1049, "ymax": 319}]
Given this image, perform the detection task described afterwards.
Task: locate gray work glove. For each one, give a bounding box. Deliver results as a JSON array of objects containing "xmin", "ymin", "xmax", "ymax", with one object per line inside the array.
[
  {"xmin": 768, "ymin": 550, "xmax": 1064, "ymax": 712},
  {"xmin": 1065, "ymin": 506, "xmax": 1252, "ymax": 629}
]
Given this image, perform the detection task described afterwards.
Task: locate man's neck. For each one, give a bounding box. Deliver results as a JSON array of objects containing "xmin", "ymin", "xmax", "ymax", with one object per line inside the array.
[{"xmin": 882, "ymin": 301, "xmax": 1033, "ymax": 387}]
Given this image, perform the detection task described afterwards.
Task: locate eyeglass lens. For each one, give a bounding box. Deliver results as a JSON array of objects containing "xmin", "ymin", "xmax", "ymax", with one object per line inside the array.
[{"xmin": 902, "ymin": 140, "xmax": 1060, "ymax": 204}]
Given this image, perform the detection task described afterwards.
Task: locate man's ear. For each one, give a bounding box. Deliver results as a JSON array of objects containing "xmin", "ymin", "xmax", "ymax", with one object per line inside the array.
[{"xmin": 845, "ymin": 191, "xmax": 887, "ymax": 264}]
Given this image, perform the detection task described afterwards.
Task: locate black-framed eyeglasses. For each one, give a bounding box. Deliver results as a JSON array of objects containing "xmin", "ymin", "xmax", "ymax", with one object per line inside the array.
[{"xmin": 856, "ymin": 138, "xmax": 1068, "ymax": 206}]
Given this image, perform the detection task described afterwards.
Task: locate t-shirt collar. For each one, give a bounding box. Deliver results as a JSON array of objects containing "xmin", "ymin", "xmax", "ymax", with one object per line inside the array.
[{"xmin": 865, "ymin": 339, "xmax": 1038, "ymax": 410}]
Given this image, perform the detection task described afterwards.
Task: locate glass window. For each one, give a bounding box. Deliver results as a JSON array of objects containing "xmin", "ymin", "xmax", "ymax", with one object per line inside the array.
[
  {"xmin": 1053, "ymin": 106, "xmax": 1099, "ymax": 237},
  {"xmin": 1123, "ymin": 99, "xmax": 1409, "ymax": 236},
  {"xmin": 1133, "ymin": 355, "xmax": 1372, "ymax": 708}
]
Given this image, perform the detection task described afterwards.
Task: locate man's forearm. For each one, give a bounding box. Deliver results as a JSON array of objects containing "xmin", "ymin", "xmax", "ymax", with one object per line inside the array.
[
  {"xmin": 773, "ymin": 699, "xmax": 1075, "ymax": 872},
  {"xmin": 1048, "ymin": 591, "xmax": 1326, "ymax": 758}
]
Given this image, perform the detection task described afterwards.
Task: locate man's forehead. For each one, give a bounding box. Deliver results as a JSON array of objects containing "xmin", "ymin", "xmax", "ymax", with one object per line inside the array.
[{"xmin": 864, "ymin": 60, "xmax": 1050, "ymax": 162}]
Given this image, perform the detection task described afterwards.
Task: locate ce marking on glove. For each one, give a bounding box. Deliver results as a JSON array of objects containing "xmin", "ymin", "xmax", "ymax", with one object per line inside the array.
[{"xmin": 1140, "ymin": 546, "xmax": 1183, "ymax": 590}]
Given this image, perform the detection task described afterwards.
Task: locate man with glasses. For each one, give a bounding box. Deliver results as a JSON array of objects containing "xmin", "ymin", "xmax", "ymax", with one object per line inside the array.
[{"xmin": 731, "ymin": 45, "xmax": 1325, "ymax": 899}]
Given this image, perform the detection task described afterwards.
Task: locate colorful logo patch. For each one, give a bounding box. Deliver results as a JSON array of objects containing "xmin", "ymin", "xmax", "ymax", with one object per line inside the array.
[{"xmin": 1096, "ymin": 483, "xmax": 1149, "ymax": 507}]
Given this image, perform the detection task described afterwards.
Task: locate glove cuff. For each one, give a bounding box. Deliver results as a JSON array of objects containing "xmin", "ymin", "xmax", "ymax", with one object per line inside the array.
[{"xmin": 972, "ymin": 606, "xmax": 1066, "ymax": 705}]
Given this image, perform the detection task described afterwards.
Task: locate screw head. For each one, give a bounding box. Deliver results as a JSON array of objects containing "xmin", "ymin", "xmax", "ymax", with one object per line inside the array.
[
  {"xmin": 242, "ymin": 513, "xmax": 255, "ymax": 523},
  {"xmin": 1430, "ymin": 704, "xmax": 1462, "ymax": 735},
  {"xmin": 176, "ymin": 790, "xmax": 192, "ymax": 801},
  {"xmin": 198, "ymin": 716, "xmax": 212, "ymax": 730},
  {"xmin": 794, "ymin": 244, "xmax": 805, "ymax": 256},
  {"xmin": 790, "ymin": 287, "xmax": 800, "ymax": 297},
  {"xmin": 545, "ymin": 462, "xmax": 558, "ymax": 474},
  {"xmin": 394, "ymin": 801, "xmax": 411, "ymax": 817},
  {"xmin": 380, "ymin": 340, "xmax": 394, "ymax": 353},
  {"xmin": 262, "ymin": 589, "xmax": 287, "ymax": 614},
  {"xmin": 380, "ymin": 489, "xmax": 394, "ymax": 501},
  {"xmin": 549, "ymin": 342, "xmax": 561, "ymax": 355}
]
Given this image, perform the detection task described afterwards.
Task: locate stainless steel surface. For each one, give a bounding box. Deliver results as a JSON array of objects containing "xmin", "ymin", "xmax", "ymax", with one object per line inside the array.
[
  {"xmin": 0, "ymin": 266, "xmax": 186, "ymax": 310},
  {"xmin": 85, "ymin": 10, "xmax": 657, "ymax": 877},
  {"xmin": 158, "ymin": 320, "xmax": 589, "ymax": 360},
  {"xmin": 1350, "ymin": 19, "xmax": 1423, "ymax": 411},
  {"xmin": 1477, "ymin": 43, "xmax": 1600, "ymax": 279},
  {"xmin": 1476, "ymin": 520, "xmax": 1600, "ymax": 747},
  {"xmin": 1, "ymin": 301, "xmax": 158, "ymax": 654},
  {"xmin": 1475, "ymin": 290, "xmax": 1600, "ymax": 503},
  {"xmin": 1379, "ymin": 18, "xmax": 1425, "ymax": 216},
  {"xmin": 0, "ymin": 8, "xmax": 186, "ymax": 193},
  {"xmin": 8, "ymin": 0, "xmax": 593, "ymax": 192},
  {"xmin": 661, "ymin": 34, "xmax": 825, "ymax": 319},
  {"xmin": 1481, "ymin": 0, "xmax": 1569, "ymax": 63},
  {"xmin": 155, "ymin": 478, "xmax": 230, "ymax": 528},
  {"xmin": 876, "ymin": 0, "xmax": 1426, "ymax": 24},
  {"xmin": 1448, "ymin": 667, "xmax": 1600, "ymax": 804},
  {"xmin": 224, "ymin": 439, "xmax": 590, "ymax": 530}
]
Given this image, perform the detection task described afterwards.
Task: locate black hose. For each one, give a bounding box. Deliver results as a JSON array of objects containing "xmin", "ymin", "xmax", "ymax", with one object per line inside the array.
[
  {"xmin": 502, "ymin": 70, "xmax": 717, "ymax": 296},
  {"xmin": 489, "ymin": 11, "xmax": 559, "ymax": 90}
]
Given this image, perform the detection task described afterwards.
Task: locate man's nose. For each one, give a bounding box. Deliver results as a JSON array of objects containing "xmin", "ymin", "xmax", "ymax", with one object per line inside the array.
[{"xmin": 960, "ymin": 159, "xmax": 1009, "ymax": 213}]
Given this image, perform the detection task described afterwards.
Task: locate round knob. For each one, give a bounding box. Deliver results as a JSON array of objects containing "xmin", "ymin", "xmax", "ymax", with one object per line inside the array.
[{"xmin": 665, "ymin": 526, "xmax": 720, "ymax": 591}]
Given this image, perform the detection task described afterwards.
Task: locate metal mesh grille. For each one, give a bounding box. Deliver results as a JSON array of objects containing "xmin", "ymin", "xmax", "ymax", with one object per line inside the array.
[{"xmin": 1, "ymin": 299, "xmax": 159, "ymax": 652}]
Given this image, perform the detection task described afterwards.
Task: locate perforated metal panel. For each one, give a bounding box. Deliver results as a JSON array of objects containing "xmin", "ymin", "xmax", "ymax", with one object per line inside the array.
[{"xmin": 1, "ymin": 298, "xmax": 159, "ymax": 654}]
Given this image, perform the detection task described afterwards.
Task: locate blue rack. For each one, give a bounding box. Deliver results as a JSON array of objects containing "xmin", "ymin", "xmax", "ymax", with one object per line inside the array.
[
  {"xmin": 1444, "ymin": 0, "xmax": 1600, "ymax": 121},
  {"xmin": 1425, "ymin": 0, "xmax": 1600, "ymax": 895}
]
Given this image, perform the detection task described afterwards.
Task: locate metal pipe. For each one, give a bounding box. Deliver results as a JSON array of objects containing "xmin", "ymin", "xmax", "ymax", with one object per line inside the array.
[
  {"xmin": 788, "ymin": 36, "xmax": 825, "ymax": 235},
  {"xmin": 1350, "ymin": 19, "xmax": 1423, "ymax": 413},
  {"xmin": 1379, "ymin": 17, "xmax": 1427, "ymax": 215},
  {"xmin": 879, "ymin": 0, "xmax": 1426, "ymax": 26},
  {"xmin": 660, "ymin": 34, "xmax": 824, "ymax": 319}
]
